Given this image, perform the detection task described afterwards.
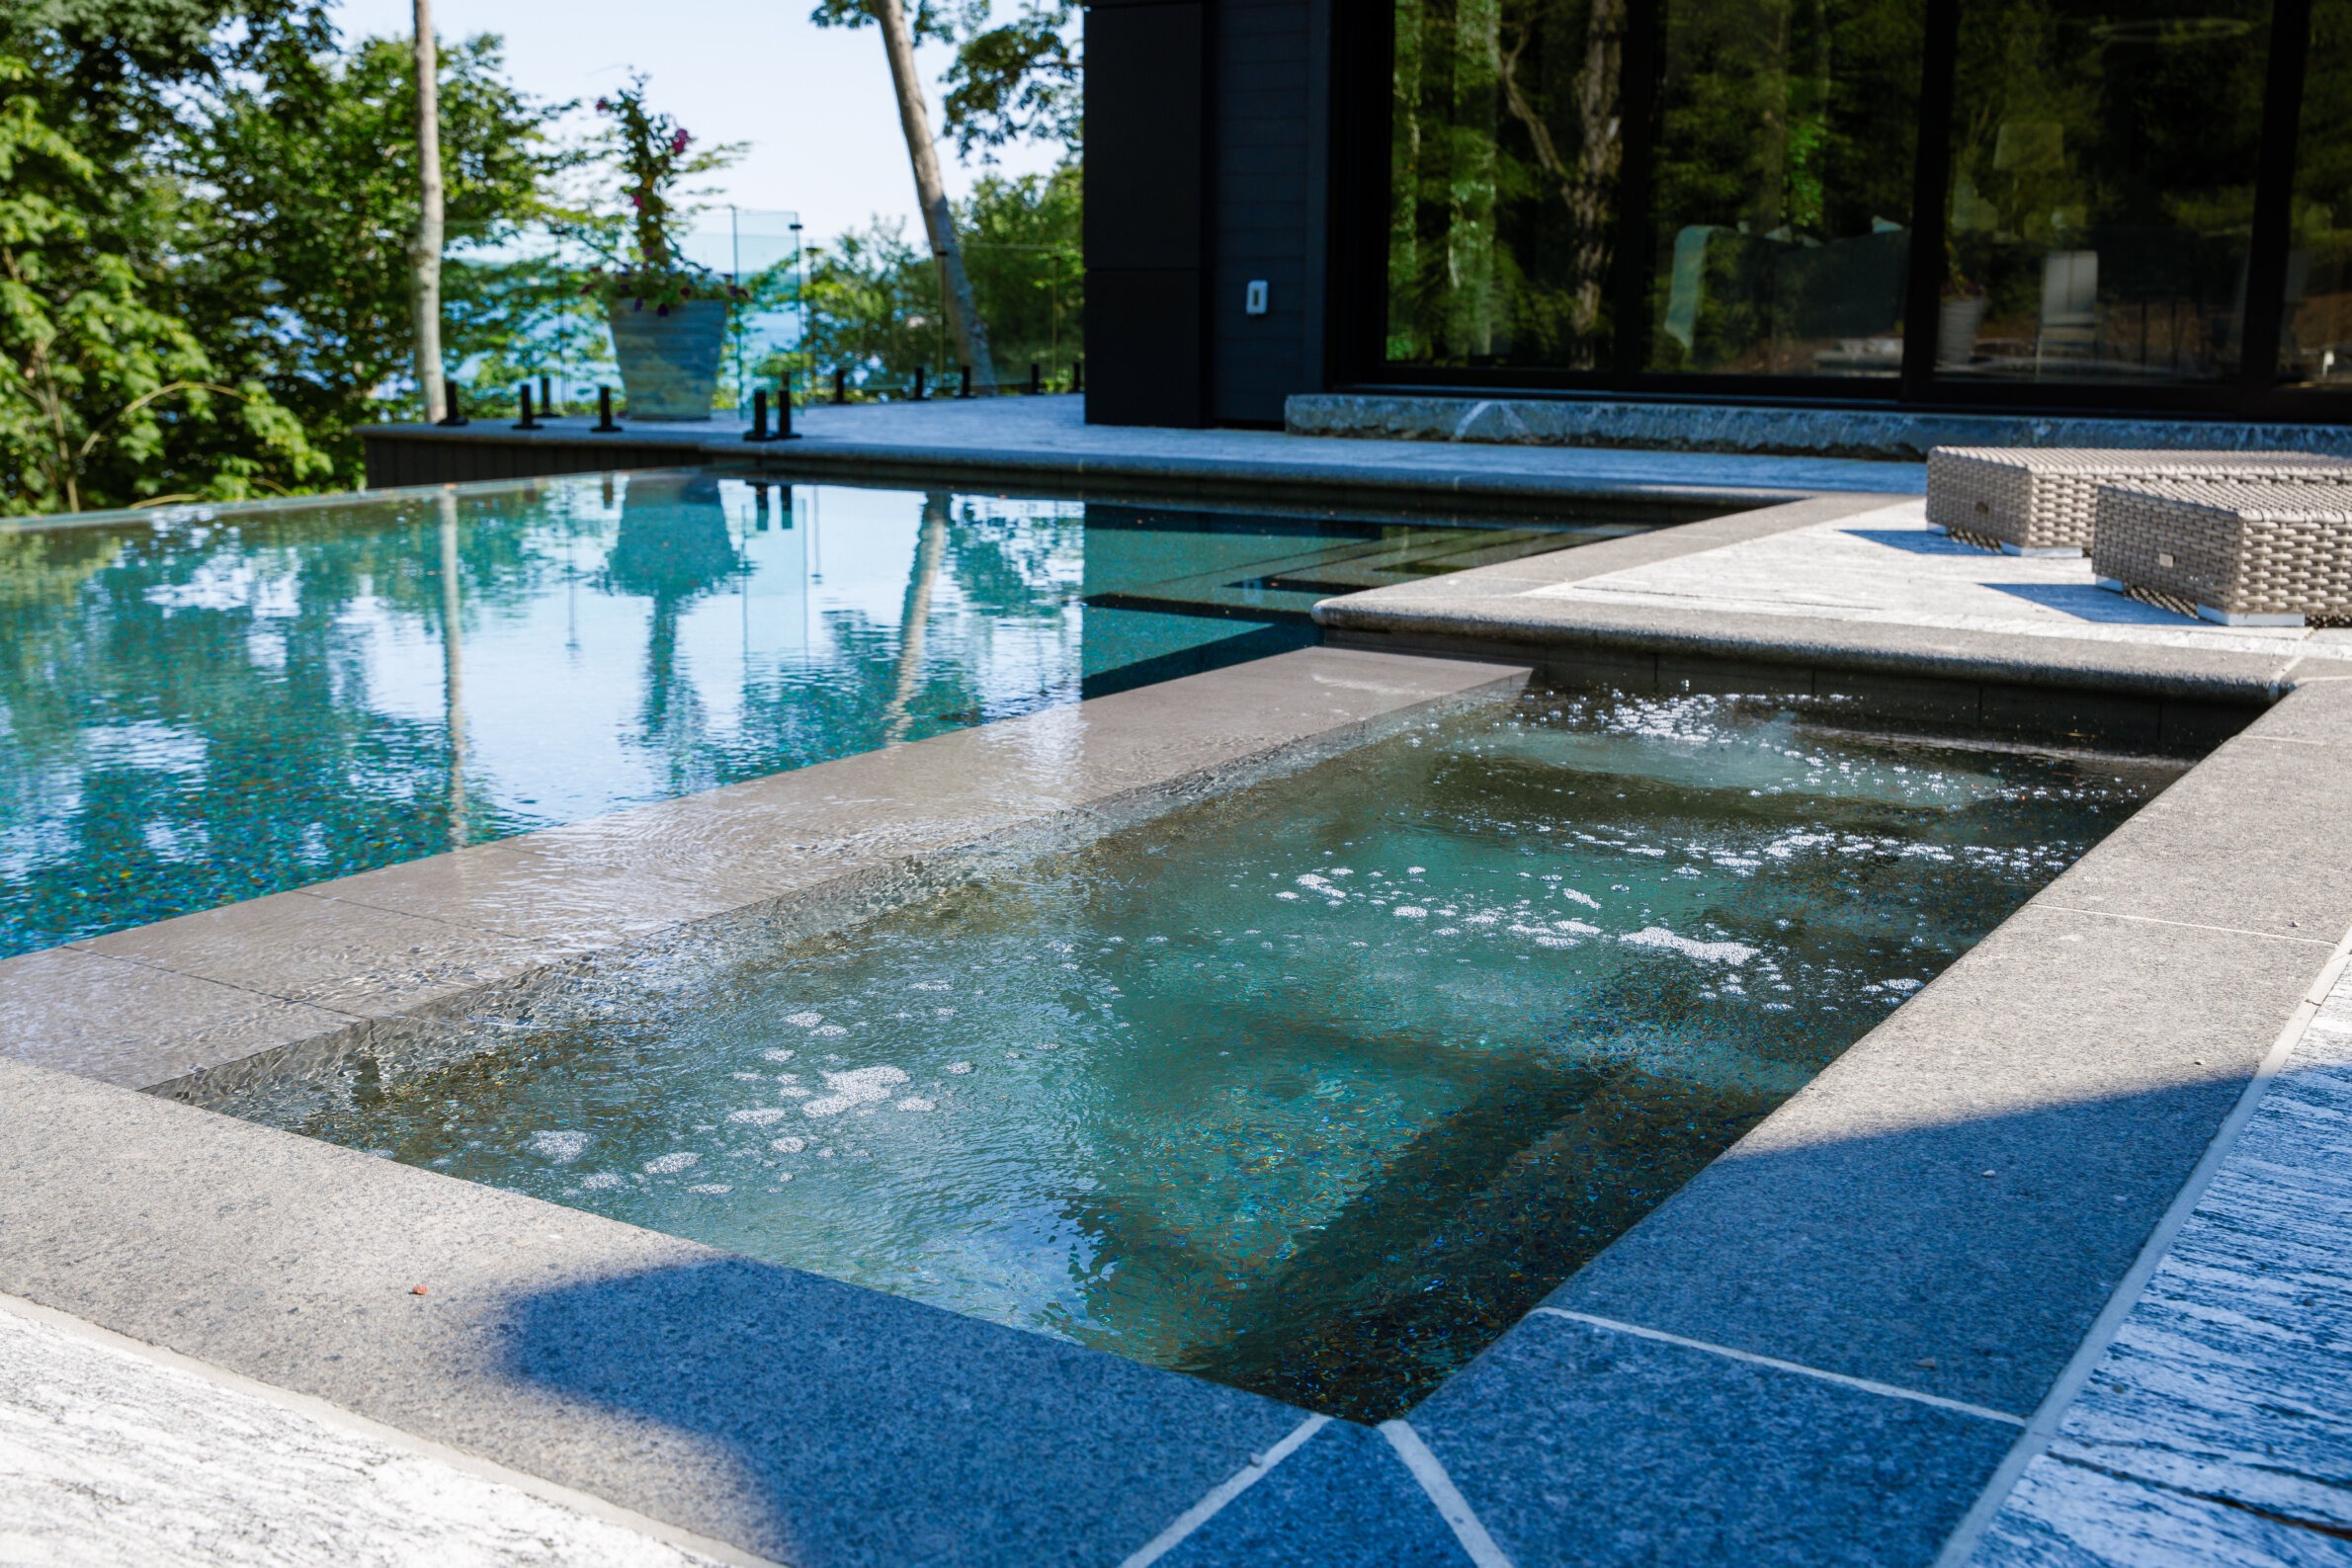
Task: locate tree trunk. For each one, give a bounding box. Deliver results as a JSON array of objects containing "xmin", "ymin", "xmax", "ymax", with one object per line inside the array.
[
  {"xmin": 873, "ymin": 0, "xmax": 997, "ymax": 388},
  {"xmin": 410, "ymin": 0, "xmax": 447, "ymax": 423}
]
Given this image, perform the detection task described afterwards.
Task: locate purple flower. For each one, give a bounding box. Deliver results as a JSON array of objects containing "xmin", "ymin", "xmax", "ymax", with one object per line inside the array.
[{"xmin": 670, "ymin": 128, "xmax": 691, "ymax": 154}]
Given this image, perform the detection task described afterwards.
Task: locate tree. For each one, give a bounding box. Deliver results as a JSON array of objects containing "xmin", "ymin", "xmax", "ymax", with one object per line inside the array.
[
  {"xmin": 810, "ymin": 0, "xmax": 999, "ymax": 387},
  {"xmin": 0, "ymin": 47, "xmax": 322, "ymax": 513},
  {"xmin": 409, "ymin": 0, "xmax": 446, "ymax": 423},
  {"xmin": 941, "ymin": 0, "xmax": 1080, "ymax": 161},
  {"xmin": 184, "ymin": 32, "xmax": 570, "ymax": 473}
]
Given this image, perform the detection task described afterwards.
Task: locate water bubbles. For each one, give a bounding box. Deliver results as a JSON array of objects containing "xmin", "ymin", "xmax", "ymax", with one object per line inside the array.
[
  {"xmin": 946, "ymin": 1061, "xmax": 974, "ymax": 1075},
  {"xmin": 687, "ymin": 1184, "xmax": 732, "ymax": 1195},
  {"xmin": 643, "ymin": 1152, "xmax": 699, "ymax": 1175},
  {"xmin": 763, "ymin": 1048, "xmax": 797, "ymax": 1063},
  {"xmin": 1393, "ymin": 906, "xmax": 1429, "ymax": 919},
  {"xmin": 1407, "ymin": 866, "xmax": 1427, "ymax": 874},
  {"xmin": 577, "ymin": 1172, "xmax": 624, "ymax": 1191},
  {"xmin": 528, "ymin": 1130, "xmax": 592, "ymax": 1165},
  {"xmin": 784, "ymin": 1013, "xmax": 824, "ymax": 1029},
  {"xmin": 727, "ymin": 1108, "xmax": 791, "ymax": 1124},
  {"xmin": 771, "ymin": 1136, "xmax": 806, "ymax": 1153},
  {"xmin": 811, "ymin": 1025, "xmax": 850, "ymax": 1037},
  {"xmin": 803, "ymin": 1065, "xmax": 911, "ymax": 1117},
  {"xmin": 896, "ymin": 1098, "xmax": 936, "ymax": 1113}
]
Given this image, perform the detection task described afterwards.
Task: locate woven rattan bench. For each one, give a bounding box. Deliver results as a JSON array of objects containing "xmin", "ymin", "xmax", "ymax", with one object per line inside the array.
[
  {"xmin": 2091, "ymin": 478, "xmax": 2352, "ymax": 626},
  {"xmin": 1924, "ymin": 448, "xmax": 2352, "ymax": 556}
]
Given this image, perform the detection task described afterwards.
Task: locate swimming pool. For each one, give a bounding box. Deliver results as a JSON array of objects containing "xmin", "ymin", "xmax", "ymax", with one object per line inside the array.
[
  {"xmin": 0, "ymin": 472, "xmax": 1670, "ymax": 959},
  {"xmin": 228, "ymin": 686, "xmax": 2172, "ymax": 1420}
]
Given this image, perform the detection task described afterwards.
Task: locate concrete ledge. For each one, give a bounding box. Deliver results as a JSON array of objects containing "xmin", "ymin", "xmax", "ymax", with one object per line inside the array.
[{"xmin": 1289, "ymin": 392, "xmax": 2352, "ymax": 464}]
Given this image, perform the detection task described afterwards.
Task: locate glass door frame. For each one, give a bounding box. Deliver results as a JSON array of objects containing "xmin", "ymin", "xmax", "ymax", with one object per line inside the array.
[{"xmin": 1324, "ymin": 0, "xmax": 2339, "ymax": 422}]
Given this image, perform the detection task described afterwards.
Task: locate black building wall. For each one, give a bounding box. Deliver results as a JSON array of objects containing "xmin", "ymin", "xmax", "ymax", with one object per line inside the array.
[{"xmin": 1084, "ymin": 0, "xmax": 1328, "ymax": 427}]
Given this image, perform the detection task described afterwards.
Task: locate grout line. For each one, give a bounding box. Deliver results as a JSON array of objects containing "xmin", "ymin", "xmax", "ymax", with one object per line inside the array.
[
  {"xmin": 1378, "ymin": 1420, "xmax": 1517, "ymax": 1568},
  {"xmin": 1530, "ymin": 1309, "xmax": 2027, "ymax": 1427},
  {"xmin": 49, "ymin": 944, "xmax": 370, "ymax": 1022},
  {"xmin": 1930, "ymin": 917, "xmax": 2352, "ymax": 1568},
  {"xmin": 2034, "ymin": 904, "xmax": 2335, "ymax": 948},
  {"xmin": 0, "ymin": 1288, "xmax": 785, "ymax": 1568},
  {"xmin": 1116, "ymin": 1414, "xmax": 1330, "ymax": 1568}
]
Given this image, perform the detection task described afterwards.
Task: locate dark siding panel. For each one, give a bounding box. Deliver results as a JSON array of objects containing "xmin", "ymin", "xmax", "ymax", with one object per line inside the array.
[
  {"xmin": 1086, "ymin": 270, "xmax": 1205, "ymax": 426},
  {"xmin": 1085, "ymin": 0, "xmax": 1207, "ymax": 425},
  {"xmin": 1210, "ymin": 0, "xmax": 1317, "ymax": 424}
]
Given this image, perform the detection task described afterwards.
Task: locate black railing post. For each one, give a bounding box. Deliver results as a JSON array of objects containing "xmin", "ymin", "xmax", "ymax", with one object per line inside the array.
[
  {"xmin": 776, "ymin": 373, "xmax": 798, "ymax": 439},
  {"xmin": 1070, "ymin": 360, "xmax": 1084, "ymax": 394},
  {"xmin": 437, "ymin": 377, "xmax": 468, "ymax": 427},
  {"xmin": 744, "ymin": 388, "xmax": 771, "ymax": 442},
  {"xmin": 912, "ymin": 364, "xmax": 927, "ymax": 401},
  {"xmin": 833, "ymin": 368, "xmax": 848, "ymax": 404},
  {"xmin": 514, "ymin": 382, "xmax": 540, "ymax": 430},
  {"xmin": 592, "ymin": 385, "xmax": 621, "ymax": 433},
  {"xmin": 959, "ymin": 364, "xmax": 972, "ymax": 398},
  {"xmin": 1030, "ymin": 362, "xmax": 1042, "ymax": 395},
  {"xmin": 538, "ymin": 373, "xmax": 552, "ymax": 414}
]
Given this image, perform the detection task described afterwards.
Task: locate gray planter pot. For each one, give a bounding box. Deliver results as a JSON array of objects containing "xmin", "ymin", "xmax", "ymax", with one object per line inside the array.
[{"xmin": 608, "ymin": 298, "xmax": 729, "ymax": 421}]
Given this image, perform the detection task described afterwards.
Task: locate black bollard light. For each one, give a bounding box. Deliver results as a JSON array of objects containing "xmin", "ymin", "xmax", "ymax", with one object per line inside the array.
[
  {"xmin": 1029, "ymin": 362, "xmax": 1042, "ymax": 395},
  {"xmin": 959, "ymin": 364, "xmax": 972, "ymax": 399},
  {"xmin": 912, "ymin": 364, "xmax": 927, "ymax": 401},
  {"xmin": 437, "ymin": 377, "xmax": 468, "ymax": 427},
  {"xmin": 833, "ymin": 367, "xmax": 848, "ymax": 405},
  {"xmin": 592, "ymin": 385, "xmax": 621, "ymax": 433},
  {"xmin": 776, "ymin": 373, "xmax": 799, "ymax": 439},
  {"xmin": 744, "ymin": 388, "xmax": 771, "ymax": 442},
  {"xmin": 514, "ymin": 382, "xmax": 541, "ymax": 431},
  {"xmin": 1070, "ymin": 360, "xmax": 1084, "ymax": 394},
  {"xmin": 538, "ymin": 373, "xmax": 552, "ymax": 414}
]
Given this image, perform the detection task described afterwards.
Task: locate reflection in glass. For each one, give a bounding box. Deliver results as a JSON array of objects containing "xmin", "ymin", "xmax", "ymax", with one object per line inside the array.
[
  {"xmin": 1939, "ymin": 0, "xmax": 2270, "ymax": 382},
  {"xmin": 1386, "ymin": 0, "xmax": 1628, "ymax": 368},
  {"xmin": 1643, "ymin": 0, "xmax": 1923, "ymax": 375},
  {"xmin": 2283, "ymin": 0, "xmax": 2352, "ymax": 388}
]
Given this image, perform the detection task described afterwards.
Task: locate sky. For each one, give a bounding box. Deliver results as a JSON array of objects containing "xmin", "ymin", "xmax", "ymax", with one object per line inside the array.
[{"xmin": 332, "ymin": 0, "xmax": 1067, "ymax": 243}]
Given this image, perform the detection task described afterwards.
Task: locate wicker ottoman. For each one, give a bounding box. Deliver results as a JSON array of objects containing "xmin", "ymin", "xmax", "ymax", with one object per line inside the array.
[
  {"xmin": 2091, "ymin": 479, "xmax": 2352, "ymax": 625},
  {"xmin": 1924, "ymin": 448, "xmax": 2352, "ymax": 556}
]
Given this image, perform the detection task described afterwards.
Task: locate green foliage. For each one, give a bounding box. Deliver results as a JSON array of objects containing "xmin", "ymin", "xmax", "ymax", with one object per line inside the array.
[
  {"xmin": 943, "ymin": 0, "xmax": 1080, "ymax": 159},
  {"xmin": 0, "ymin": 2, "xmax": 560, "ymax": 512},
  {"xmin": 188, "ymin": 32, "xmax": 571, "ymax": 472},
  {"xmin": 787, "ymin": 164, "xmax": 1080, "ymax": 394},
  {"xmin": 0, "ymin": 47, "xmax": 323, "ymax": 513}
]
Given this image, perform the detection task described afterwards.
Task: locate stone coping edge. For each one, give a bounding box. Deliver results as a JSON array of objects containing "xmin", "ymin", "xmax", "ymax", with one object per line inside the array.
[
  {"xmin": 355, "ymin": 422, "xmax": 1831, "ymax": 512},
  {"xmin": 1290, "ymin": 391, "xmax": 2352, "ymax": 463}
]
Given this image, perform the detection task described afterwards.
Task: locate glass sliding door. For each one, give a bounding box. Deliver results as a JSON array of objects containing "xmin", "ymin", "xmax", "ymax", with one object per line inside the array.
[
  {"xmin": 1386, "ymin": 0, "xmax": 1630, "ymax": 369},
  {"xmin": 2280, "ymin": 0, "xmax": 2352, "ymax": 389},
  {"xmin": 1935, "ymin": 0, "xmax": 2272, "ymax": 385},
  {"xmin": 1642, "ymin": 0, "xmax": 1926, "ymax": 376}
]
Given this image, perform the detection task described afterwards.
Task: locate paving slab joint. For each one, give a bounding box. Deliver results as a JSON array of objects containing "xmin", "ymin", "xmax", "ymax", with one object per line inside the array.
[
  {"xmin": 1116, "ymin": 1413, "xmax": 1331, "ymax": 1567},
  {"xmin": 1527, "ymin": 1308, "xmax": 2029, "ymax": 1427},
  {"xmin": 1930, "ymin": 915, "xmax": 2352, "ymax": 1567},
  {"xmin": 1377, "ymin": 1419, "xmax": 1518, "ymax": 1568}
]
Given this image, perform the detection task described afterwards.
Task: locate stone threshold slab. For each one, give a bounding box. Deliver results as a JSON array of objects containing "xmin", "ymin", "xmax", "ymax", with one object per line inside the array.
[
  {"xmin": 0, "ymin": 645, "xmax": 1526, "ymax": 1095},
  {"xmin": 1316, "ymin": 494, "xmax": 2337, "ymax": 728}
]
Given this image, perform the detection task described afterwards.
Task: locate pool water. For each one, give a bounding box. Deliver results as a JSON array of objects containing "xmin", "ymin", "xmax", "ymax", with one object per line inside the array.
[
  {"xmin": 0, "ymin": 472, "xmax": 1663, "ymax": 958},
  {"xmin": 248, "ymin": 689, "xmax": 2173, "ymax": 1420}
]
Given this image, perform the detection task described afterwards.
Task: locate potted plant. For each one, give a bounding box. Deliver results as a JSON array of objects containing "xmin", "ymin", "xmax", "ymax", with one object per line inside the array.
[{"xmin": 586, "ymin": 80, "xmax": 743, "ymax": 420}]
